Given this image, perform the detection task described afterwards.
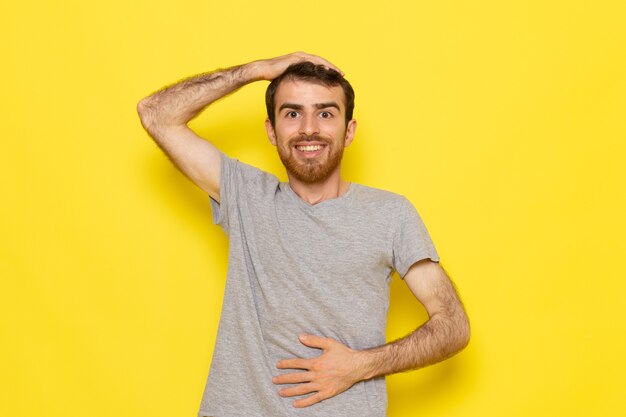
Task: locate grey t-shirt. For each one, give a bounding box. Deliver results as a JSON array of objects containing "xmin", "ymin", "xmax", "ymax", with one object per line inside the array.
[{"xmin": 198, "ymin": 153, "xmax": 439, "ymax": 417}]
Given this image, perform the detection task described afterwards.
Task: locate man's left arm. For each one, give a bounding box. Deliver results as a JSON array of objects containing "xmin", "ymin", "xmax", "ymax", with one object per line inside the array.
[{"xmin": 273, "ymin": 259, "xmax": 470, "ymax": 407}]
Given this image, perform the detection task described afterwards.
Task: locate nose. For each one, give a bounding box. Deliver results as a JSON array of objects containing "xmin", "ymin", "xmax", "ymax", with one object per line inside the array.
[{"xmin": 298, "ymin": 114, "xmax": 319, "ymax": 137}]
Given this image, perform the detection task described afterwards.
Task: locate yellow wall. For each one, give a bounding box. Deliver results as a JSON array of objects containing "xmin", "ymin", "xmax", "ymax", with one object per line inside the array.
[{"xmin": 2, "ymin": 1, "xmax": 625, "ymax": 416}]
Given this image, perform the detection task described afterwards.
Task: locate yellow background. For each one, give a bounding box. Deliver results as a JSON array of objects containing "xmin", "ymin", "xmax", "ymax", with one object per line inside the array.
[{"xmin": 2, "ymin": 1, "xmax": 625, "ymax": 416}]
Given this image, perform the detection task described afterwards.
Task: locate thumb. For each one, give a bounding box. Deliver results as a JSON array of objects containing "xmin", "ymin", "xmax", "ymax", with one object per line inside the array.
[{"xmin": 299, "ymin": 333, "xmax": 334, "ymax": 350}]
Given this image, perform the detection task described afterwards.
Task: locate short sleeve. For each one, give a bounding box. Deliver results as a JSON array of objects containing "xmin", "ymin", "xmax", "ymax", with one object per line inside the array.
[
  {"xmin": 392, "ymin": 197, "xmax": 440, "ymax": 278},
  {"xmin": 208, "ymin": 152, "xmax": 280, "ymax": 235},
  {"xmin": 209, "ymin": 152, "xmax": 233, "ymax": 232}
]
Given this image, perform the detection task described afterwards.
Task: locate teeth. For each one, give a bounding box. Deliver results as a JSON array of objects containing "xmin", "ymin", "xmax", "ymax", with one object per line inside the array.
[{"xmin": 297, "ymin": 145, "xmax": 323, "ymax": 152}]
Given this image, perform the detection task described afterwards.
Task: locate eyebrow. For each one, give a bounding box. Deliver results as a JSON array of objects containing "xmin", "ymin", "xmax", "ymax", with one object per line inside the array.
[
  {"xmin": 279, "ymin": 103, "xmax": 303, "ymax": 111},
  {"xmin": 278, "ymin": 102, "xmax": 341, "ymax": 112},
  {"xmin": 315, "ymin": 102, "xmax": 340, "ymax": 111}
]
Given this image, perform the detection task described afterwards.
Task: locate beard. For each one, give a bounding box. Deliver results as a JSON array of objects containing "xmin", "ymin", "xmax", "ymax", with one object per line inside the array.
[{"xmin": 277, "ymin": 134, "xmax": 345, "ymax": 184}]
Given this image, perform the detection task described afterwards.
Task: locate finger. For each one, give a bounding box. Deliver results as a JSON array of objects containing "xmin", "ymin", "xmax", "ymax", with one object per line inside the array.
[
  {"xmin": 298, "ymin": 333, "xmax": 335, "ymax": 350},
  {"xmin": 279, "ymin": 382, "xmax": 318, "ymax": 398},
  {"xmin": 293, "ymin": 391, "xmax": 325, "ymax": 408},
  {"xmin": 311, "ymin": 57, "xmax": 343, "ymax": 76},
  {"xmin": 276, "ymin": 358, "xmax": 312, "ymax": 370},
  {"xmin": 294, "ymin": 52, "xmax": 344, "ymax": 76},
  {"xmin": 272, "ymin": 371, "xmax": 312, "ymax": 385}
]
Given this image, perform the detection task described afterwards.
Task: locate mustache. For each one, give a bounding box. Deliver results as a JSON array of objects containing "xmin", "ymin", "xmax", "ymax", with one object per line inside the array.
[{"xmin": 288, "ymin": 134, "xmax": 328, "ymax": 145}]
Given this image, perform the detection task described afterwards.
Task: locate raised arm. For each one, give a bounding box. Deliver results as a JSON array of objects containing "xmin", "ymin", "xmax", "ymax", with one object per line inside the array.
[
  {"xmin": 136, "ymin": 52, "xmax": 342, "ymax": 202},
  {"xmin": 274, "ymin": 259, "xmax": 470, "ymax": 407}
]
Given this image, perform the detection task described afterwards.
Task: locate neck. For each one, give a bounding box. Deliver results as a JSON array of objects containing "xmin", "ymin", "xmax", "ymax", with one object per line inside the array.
[{"xmin": 287, "ymin": 168, "xmax": 350, "ymax": 205}]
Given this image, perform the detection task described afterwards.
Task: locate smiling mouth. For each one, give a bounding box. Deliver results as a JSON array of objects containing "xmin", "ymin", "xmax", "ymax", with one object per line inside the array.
[{"xmin": 295, "ymin": 144, "xmax": 325, "ymax": 152}]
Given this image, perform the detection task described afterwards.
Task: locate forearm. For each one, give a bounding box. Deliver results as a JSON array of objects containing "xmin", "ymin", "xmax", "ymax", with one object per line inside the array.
[
  {"xmin": 358, "ymin": 309, "xmax": 470, "ymax": 380},
  {"xmin": 137, "ymin": 52, "xmax": 342, "ymax": 137},
  {"xmin": 137, "ymin": 61, "xmax": 263, "ymax": 132}
]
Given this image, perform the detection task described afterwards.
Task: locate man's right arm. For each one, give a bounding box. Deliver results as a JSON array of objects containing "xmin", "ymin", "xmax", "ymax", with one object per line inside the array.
[
  {"xmin": 136, "ymin": 63, "xmax": 259, "ymax": 203},
  {"xmin": 136, "ymin": 52, "xmax": 342, "ymax": 202}
]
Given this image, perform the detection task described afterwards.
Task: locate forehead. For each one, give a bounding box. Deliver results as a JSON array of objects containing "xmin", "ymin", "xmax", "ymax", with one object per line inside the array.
[{"xmin": 274, "ymin": 80, "xmax": 345, "ymax": 111}]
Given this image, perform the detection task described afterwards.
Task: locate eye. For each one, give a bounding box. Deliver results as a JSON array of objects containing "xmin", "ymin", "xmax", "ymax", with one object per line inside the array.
[
  {"xmin": 286, "ymin": 111, "xmax": 299, "ymax": 118},
  {"xmin": 320, "ymin": 111, "xmax": 333, "ymax": 119}
]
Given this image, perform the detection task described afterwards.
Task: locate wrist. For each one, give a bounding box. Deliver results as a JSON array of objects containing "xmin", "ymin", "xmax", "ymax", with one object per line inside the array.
[
  {"xmin": 242, "ymin": 60, "xmax": 271, "ymax": 82},
  {"xmin": 352, "ymin": 348, "xmax": 383, "ymax": 381}
]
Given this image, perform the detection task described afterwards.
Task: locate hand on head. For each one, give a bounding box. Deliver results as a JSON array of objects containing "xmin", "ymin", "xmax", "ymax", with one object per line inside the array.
[{"xmin": 257, "ymin": 51, "xmax": 344, "ymax": 81}]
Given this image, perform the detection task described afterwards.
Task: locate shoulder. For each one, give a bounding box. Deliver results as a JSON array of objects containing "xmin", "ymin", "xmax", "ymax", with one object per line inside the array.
[{"xmin": 351, "ymin": 183, "xmax": 413, "ymax": 212}]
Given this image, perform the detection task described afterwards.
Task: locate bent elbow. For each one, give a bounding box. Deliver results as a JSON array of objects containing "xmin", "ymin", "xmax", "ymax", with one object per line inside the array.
[
  {"xmin": 137, "ymin": 97, "xmax": 155, "ymax": 128},
  {"xmin": 455, "ymin": 311, "xmax": 471, "ymax": 352}
]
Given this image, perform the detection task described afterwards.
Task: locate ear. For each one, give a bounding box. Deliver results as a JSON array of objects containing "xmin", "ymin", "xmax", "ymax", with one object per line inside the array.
[
  {"xmin": 343, "ymin": 119, "xmax": 357, "ymax": 147},
  {"xmin": 265, "ymin": 118, "xmax": 277, "ymax": 146}
]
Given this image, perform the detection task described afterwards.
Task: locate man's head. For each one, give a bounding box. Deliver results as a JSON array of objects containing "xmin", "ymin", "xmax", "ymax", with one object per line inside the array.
[
  {"xmin": 265, "ymin": 62, "xmax": 355, "ymax": 129},
  {"xmin": 264, "ymin": 62, "xmax": 357, "ymax": 184}
]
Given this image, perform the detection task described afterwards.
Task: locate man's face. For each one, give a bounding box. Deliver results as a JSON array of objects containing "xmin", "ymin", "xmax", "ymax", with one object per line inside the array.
[{"xmin": 265, "ymin": 79, "xmax": 357, "ymax": 184}]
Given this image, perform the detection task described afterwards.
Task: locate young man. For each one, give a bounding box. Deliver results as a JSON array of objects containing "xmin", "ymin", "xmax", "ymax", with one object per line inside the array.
[{"xmin": 137, "ymin": 52, "xmax": 470, "ymax": 417}]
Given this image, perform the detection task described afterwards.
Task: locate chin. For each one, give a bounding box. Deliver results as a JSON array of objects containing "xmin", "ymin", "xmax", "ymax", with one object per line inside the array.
[
  {"xmin": 278, "ymin": 145, "xmax": 345, "ymax": 184},
  {"xmin": 287, "ymin": 161, "xmax": 340, "ymax": 183}
]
